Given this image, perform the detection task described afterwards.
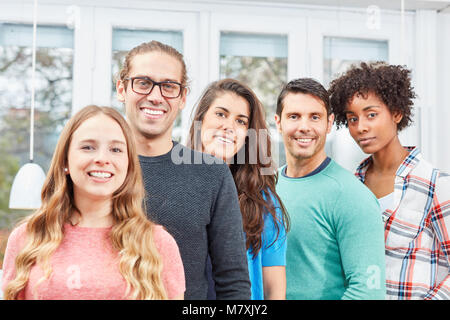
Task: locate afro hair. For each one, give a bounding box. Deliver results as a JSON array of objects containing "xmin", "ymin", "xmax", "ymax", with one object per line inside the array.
[{"xmin": 328, "ymin": 61, "xmax": 416, "ymax": 131}]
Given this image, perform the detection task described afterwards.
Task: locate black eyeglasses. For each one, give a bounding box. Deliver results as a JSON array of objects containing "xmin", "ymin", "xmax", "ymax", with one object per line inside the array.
[{"xmin": 125, "ymin": 76, "xmax": 183, "ymax": 99}]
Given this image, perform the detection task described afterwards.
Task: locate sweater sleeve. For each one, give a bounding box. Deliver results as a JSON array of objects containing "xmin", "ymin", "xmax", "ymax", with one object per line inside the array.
[
  {"xmin": 333, "ymin": 183, "xmax": 387, "ymax": 300},
  {"xmin": 153, "ymin": 226, "xmax": 186, "ymax": 299},
  {"xmin": 2, "ymin": 223, "xmax": 27, "ymax": 297},
  {"xmin": 208, "ymin": 166, "xmax": 251, "ymax": 300}
]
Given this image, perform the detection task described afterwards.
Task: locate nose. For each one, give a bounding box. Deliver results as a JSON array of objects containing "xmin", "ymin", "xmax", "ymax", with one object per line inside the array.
[
  {"xmin": 297, "ymin": 118, "xmax": 311, "ymax": 133},
  {"xmin": 94, "ymin": 148, "xmax": 111, "ymax": 165},
  {"xmin": 357, "ymin": 118, "xmax": 369, "ymax": 134},
  {"xmin": 221, "ymin": 117, "xmax": 236, "ymax": 133},
  {"xmin": 145, "ymin": 84, "xmax": 164, "ymax": 105}
]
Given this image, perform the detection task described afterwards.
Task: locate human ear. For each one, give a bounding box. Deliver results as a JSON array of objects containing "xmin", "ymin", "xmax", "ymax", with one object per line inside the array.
[
  {"xmin": 274, "ymin": 114, "xmax": 282, "ymax": 133},
  {"xmin": 178, "ymin": 87, "xmax": 188, "ymax": 111},
  {"xmin": 116, "ymin": 80, "xmax": 126, "ymax": 102},
  {"xmin": 327, "ymin": 113, "xmax": 335, "ymax": 134},
  {"xmin": 392, "ymin": 110, "xmax": 403, "ymax": 124}
]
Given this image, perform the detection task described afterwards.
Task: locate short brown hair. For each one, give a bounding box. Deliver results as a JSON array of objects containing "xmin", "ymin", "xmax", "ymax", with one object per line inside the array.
[{"xmin": 276, "ymin": 78, "xmax": 330, "ymax": 117}]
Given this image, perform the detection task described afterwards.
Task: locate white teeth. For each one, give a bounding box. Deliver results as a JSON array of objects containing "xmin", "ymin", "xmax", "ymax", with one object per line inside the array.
[
  {"xmin": 142, "ymin": 108, "xmax": 164, "ymax": 115},
  {"xmin": 89, "ymin": 171, "xmax": 112, "ymax": 178},
  {"xmin": 296, "ymin": 138, "xmax": 313, "ymax": 143},
  {"xmin": 217, "ymin": 137, "xmax": 233, "ymax": 144}
]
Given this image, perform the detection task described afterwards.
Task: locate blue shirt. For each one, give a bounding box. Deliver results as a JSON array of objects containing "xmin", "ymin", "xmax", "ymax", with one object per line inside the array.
[{"xmin": 247, "ymin": 191, "xmax": 287, "ymax": 300}]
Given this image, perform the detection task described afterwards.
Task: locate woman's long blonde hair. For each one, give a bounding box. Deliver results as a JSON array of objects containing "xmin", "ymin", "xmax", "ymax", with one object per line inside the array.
[{"xmin": 4, "ymin": 105, "xmax": 168, "ymax": 300}]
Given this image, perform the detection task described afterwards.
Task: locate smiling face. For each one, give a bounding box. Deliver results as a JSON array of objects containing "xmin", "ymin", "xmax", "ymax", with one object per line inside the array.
[
  {"xmin": 275, "ymin": 92, "xmax": 334, "ymax": 166},
  {"xmin": 67, "ymin": 114, "xmax": 129, "ymax": 203},
  {"xmin": 345, "ymin": 91, "xmax": 402, "ymax": 154},
  {"xmin": 200, "ymin": 92, "xmax": 250, "ymax": 162},
  {"xmin": 117, "ymin": 51, "xmax": 186, "ymax": 143}
]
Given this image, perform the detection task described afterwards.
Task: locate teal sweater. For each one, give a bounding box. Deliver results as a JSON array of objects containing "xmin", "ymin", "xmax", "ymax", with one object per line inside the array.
[{"xmin": 276, "ymin": 159, "xmax": 386, "ymax": 300}]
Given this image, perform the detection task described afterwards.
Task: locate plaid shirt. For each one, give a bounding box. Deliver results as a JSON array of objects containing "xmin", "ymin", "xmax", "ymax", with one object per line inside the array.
[{"xmin": 355, "ymin": 147, "xmax": 450, "ymax": 300}]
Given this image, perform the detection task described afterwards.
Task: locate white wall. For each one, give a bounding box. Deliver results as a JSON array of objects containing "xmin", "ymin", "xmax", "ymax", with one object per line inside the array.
[{"xmin": 436, "ymin": 12, "xmax": 450, "ymax": 172}]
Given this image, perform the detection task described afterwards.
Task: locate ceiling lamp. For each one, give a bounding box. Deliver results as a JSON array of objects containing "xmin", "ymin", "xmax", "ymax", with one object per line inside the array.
[{"xmin": 9, "ymin": 0, "xmax": 46, "ymax": 210}]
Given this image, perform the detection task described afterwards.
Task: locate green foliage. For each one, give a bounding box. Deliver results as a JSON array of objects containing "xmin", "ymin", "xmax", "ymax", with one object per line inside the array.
[
  {"xmin": 0, "ymin": 45, "xmax": 72, "ymax": 233},
  {"xmin": 220, "ymin": 55, "xmax": 287, "ymax": 127}
]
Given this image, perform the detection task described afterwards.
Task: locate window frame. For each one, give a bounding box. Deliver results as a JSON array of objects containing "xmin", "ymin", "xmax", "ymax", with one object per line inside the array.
[
  {"xmin": 91, "ymin": 7, "xmax": 199, "ymax": 141},
  {"xmin": 306, "ymin": 8, "xmax": 418, "ymax": 171}
]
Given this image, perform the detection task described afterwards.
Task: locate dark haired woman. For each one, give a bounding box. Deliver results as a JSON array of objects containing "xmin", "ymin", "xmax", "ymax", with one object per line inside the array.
[
  {"xmin": 329, "ymin": 62, "xmax": 450, "ymax": 300},
  {"xmin": 188, "ymin": 78, "xmax": 290, "ymax": 300}
]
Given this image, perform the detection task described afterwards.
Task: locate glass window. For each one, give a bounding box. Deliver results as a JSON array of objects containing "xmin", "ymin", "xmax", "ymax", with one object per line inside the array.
[
  {"xmin": 111, "ymin": 28, "xmax": 184, "ymax": 141},
  {"xmin": 323, "ymin": 36, "xmax": 388, "ymax": 172},
  {"xmin": 219, "ymin": 32, "xmax": 288, "ymax": 166},
  {"xmin": 323, "ymin": 37, "xmax": 388, "ymax": 87},
  {"xmin": 0, "ymin": 23, "xmax": 73, "ymax": 255}
]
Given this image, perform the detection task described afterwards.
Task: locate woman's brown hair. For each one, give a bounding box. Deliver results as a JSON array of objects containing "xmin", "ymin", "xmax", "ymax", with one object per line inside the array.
[{"xmin": 188, "ymin": 79, "xmax": 289, "ymax": 257}]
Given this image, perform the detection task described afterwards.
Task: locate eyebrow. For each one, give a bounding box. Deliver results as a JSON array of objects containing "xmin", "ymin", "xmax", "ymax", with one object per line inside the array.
[
  {"xmin": 132, "ymin": 74, "xmax": 180, "ymax": 83},
  {"xmin": 78, "ymin": 139, "xmax": 126, "ymax": 145},
  {"xmin": 285, "ymin": 111, "xmax": 324, "ymax": 116},
  {"xmin": 215, "ymin": 106, "xmax": 250, "ymax": 119},
  {"xmin": 345, "ymin": 105, "xmax": 380, "ymax": 114}
]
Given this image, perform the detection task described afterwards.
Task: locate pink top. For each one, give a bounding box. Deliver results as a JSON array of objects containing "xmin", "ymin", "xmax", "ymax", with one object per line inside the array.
[{"xmin": 1, "ymin": 223, "xmax": 185, "ymax": 300}]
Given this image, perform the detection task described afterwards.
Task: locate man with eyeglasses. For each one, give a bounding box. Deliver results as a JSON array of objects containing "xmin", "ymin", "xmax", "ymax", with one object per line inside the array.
[{"xmin": 116, "ymin": 41, "xmax": 251, "ymax": 300}]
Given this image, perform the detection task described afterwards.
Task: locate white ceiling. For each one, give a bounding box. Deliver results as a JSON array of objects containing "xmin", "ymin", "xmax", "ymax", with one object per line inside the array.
[{"xmin": 209, "ymin": 0, "xmax": 450, "ymax": 12}]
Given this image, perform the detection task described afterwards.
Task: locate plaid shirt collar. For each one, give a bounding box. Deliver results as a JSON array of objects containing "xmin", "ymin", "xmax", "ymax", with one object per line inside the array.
[{"xmin": 355, "ymin": 146, "xmax": 420, "ymax": 182}]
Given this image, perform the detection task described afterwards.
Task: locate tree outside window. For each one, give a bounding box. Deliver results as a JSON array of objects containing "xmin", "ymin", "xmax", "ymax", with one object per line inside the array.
[{"xmin": 0, "ymin": 24, "xmax": 73, "ymax": 267}]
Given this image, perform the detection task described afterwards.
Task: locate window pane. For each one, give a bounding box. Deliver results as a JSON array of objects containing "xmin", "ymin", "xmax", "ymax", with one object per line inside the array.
[
  {"xmin": 0, "ymin": 24, "xmax": 73, "ymax": 239},
  {"xmin": 111, "ymin": 28, "xmax": 184, "ymax": 141},
  {"xmin": 323, "ymin": 36, "xmax": 388, "ymax": 172},
  {"xmin": 323, "ymin": 36, "xmax": 388, "ymax": 87},
  {"xmin": 219, "ymin": 32, "xmax": 288, "ymax": 166}
]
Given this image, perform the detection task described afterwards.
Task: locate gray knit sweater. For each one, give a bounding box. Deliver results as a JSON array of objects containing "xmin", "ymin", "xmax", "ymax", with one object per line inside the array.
[{"xmin": 138, "ymin": 142, "xmax": 251, "ymax": 300}]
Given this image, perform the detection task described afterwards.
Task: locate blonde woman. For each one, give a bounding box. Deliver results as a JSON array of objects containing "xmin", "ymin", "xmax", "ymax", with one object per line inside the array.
[{"xmin": 1, "ymin": 105, "xmax": 185, "ymax": 300}]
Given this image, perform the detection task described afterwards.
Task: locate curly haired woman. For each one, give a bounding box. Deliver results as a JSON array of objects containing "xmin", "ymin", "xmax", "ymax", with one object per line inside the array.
[{"xmin": 329, "ymin": 62, "xmax": 450, "ymax": 300}]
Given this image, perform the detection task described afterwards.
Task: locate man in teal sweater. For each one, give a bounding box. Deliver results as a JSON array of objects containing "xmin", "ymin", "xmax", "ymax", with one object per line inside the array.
[{"xmin": 274, "ymin": 78, "xmax": 386, "ymax": 300}]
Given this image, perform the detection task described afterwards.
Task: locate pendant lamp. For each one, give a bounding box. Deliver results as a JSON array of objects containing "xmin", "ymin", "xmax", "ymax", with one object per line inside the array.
[{"xmin": 9, "ymin": 0, "xmax": 46, "ymax": 210}]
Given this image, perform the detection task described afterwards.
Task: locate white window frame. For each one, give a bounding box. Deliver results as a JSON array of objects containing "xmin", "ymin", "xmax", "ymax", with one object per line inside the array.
[
  {"xmin": 305, "ymin": 8, "xmax": 418, "ymax": 170},
  {"xmin": 90, "ymin": 7, "xmax": 199, "ymax": 141},
  {"xmin": 1, "ymin": 1, "xmax": 438, "ymax": 166},
  {"xmin": 208, "ymin": 10, "xmax": 307, "ymax": 166},
  {"xmin": 209, "ymin": 11, "xmax": 307, "ymax": 84},
  {"xmin": 0, "ymin": 2, "xmax": 78, "ymax": 109}
]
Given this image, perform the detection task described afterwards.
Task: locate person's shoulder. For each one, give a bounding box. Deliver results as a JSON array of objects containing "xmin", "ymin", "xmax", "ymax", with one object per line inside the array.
[
  {"xmin": 438, "ymin": 170, "xmax": 450, "ymax": 182},
  {"xmin": 8, "ymin": 222, "xmax": 28, "ymax": 242},
  {"xmin": 413, "ymin": 155, "xmax": 449, "ymax": 181},
  {"xmin": 152, "ymin": 225, "xmax": 181, "ymax": 258},
  {"xmin": 4, "ymin": 221, "xmax": 29, "ymax": 252},
  {"xmin": 262, "ymin": 188, "xmax": 281, "ymax": 208},
  {"xmin": 406, "ymin": 155, "xmax": 450, "ymax": 195},
  {"xmin": 425, "ymin": 163, "xmax": 450, "ymax": 200},
  {"xmin": 324, "ymin": 160, "xmax": 364, "ymax": 185},
  {"xmin": 152, "ymin": 225, "xmax": 177, "ymax": 247},
  {"xmin": 323, "ymin": 160, "xmax": 376, "ymax": 198}
]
